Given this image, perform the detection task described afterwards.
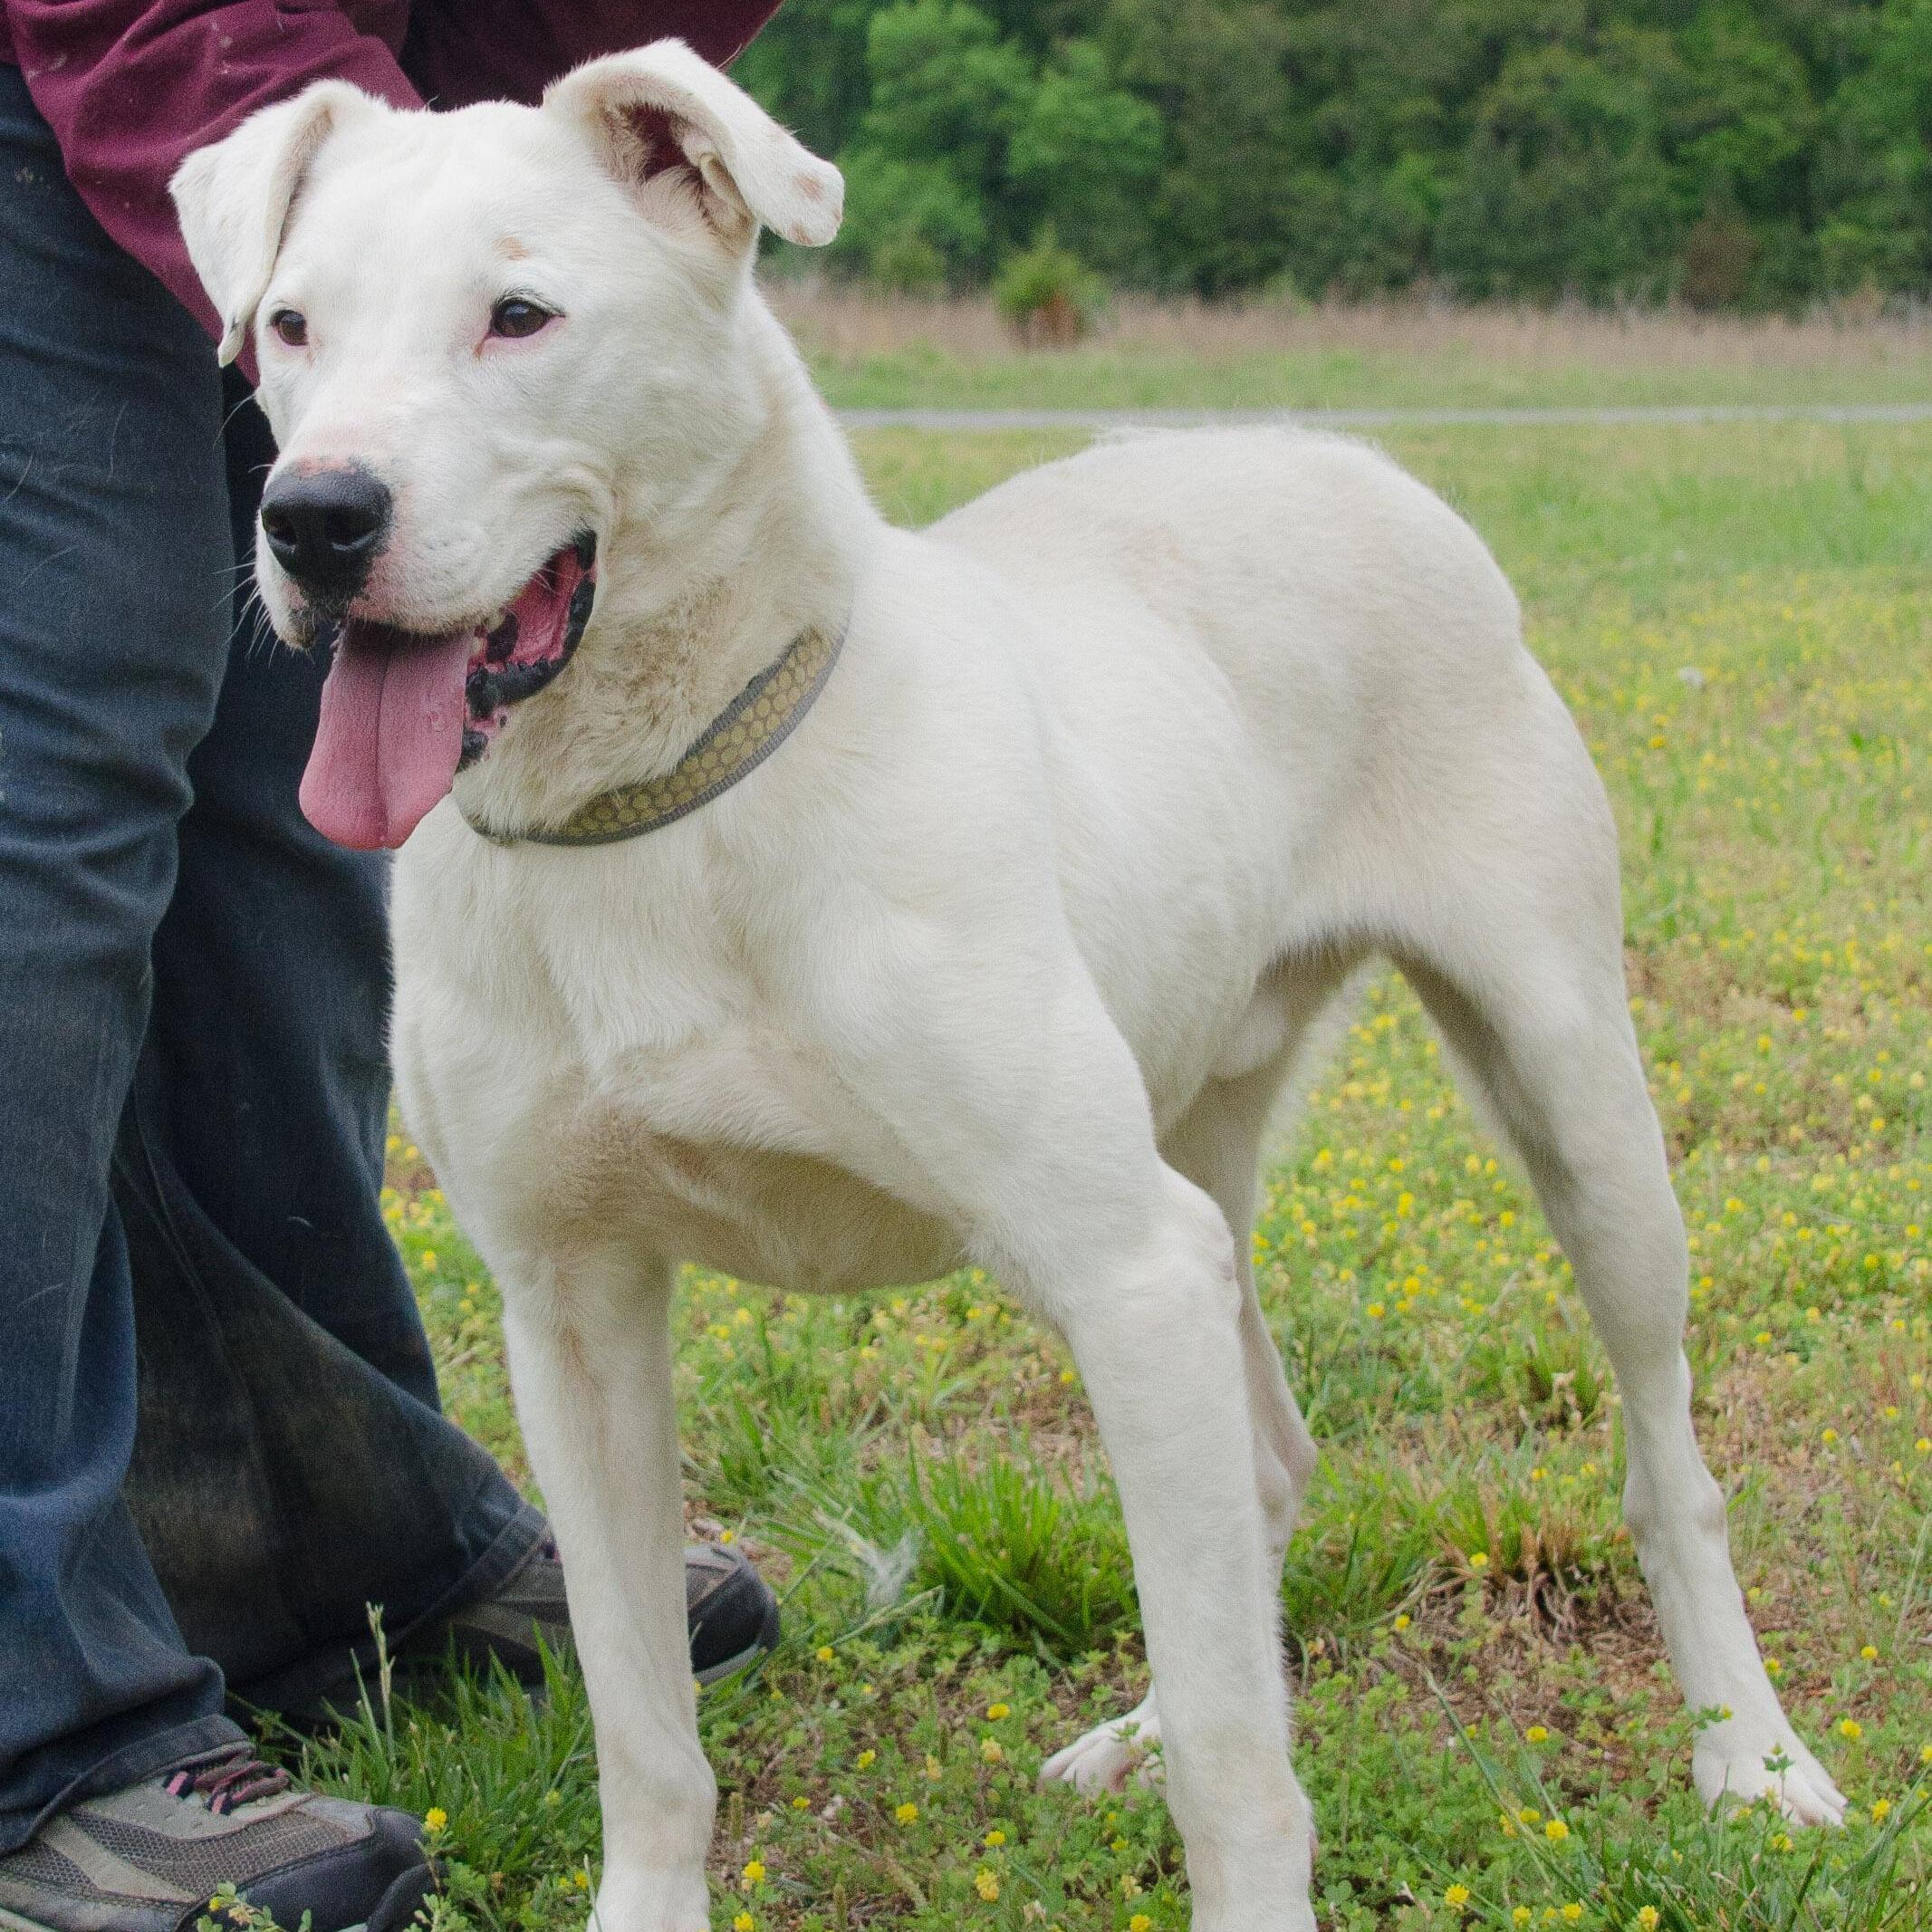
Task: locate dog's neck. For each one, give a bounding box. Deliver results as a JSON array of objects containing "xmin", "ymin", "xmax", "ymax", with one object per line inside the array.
[{"xmin": 450, "ymin": 290, "xmax": 878, "ymax": 838}]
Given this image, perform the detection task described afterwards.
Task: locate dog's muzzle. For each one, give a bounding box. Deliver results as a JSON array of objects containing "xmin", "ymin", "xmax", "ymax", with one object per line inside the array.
[{"xmin": 297, "ymin": 532, "xmax": 597, "ymax": 851}]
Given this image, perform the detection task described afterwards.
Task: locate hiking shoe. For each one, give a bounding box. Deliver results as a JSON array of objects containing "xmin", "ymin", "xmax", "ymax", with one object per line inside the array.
[
  {"xmin": 0, "ymin": 1746, "xmax": 432, "ymax": 1932},
  {"xmin": 682, "ymin": 1541, "xmax": 783, "ymax": 1685},
  {"xmin": 431, "ymin": 1535, "xmax": 780, "ymax": 1688}
]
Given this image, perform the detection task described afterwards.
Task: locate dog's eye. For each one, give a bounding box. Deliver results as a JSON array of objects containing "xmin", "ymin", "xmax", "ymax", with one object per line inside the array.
[
  {"xmin": 269, "ymin": 309, "xmax": 308, "ymax": 348},
  {"xmin": 489, "ymin": 297, "xmax": 556, "ymax": 340}
]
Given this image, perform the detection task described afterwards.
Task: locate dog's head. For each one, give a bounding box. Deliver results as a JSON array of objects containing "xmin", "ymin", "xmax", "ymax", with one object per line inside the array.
[{"xmin": 170, "ymin": 40, "xmax": 841, "ymax": 850}]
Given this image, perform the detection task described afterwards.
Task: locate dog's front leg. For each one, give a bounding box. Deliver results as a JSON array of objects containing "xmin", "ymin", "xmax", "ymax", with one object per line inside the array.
[
  {"xmin": 500, "ymin": 1249, "xmax": 713, "ymax": 1932},
  {"xmin": 1002, "ymin": 1157, "xmax": 1318, "ymax": 1932},
  {"xmin": 812, "ymin": 930, "xmax": 1319, "ymax": 1930}
]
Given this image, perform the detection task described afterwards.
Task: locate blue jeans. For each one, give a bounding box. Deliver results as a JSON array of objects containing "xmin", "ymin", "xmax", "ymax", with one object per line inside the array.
[{"xmin": 0, "ymin": 67, "xmax": 543, "ymax": 1852}]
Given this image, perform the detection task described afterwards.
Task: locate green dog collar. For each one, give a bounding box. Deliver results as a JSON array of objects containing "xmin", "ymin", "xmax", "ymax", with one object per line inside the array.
[{"xmin": 462, "ymin": 620, "xmax": 846, "ymax": 848}]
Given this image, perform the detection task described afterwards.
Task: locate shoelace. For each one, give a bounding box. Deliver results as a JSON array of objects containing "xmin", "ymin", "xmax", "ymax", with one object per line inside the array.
[{"xmin": 163, "ymin": 1750, "xmax": 292, "ymax": 1817}]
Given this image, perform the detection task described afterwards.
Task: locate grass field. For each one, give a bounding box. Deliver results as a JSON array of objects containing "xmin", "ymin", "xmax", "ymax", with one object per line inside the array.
[
  {"xmin": 299, "ymin": 412, "xmax": 1930, "ymax": 1932},
  {"xmin": 774, "ymin": 289, "xmax": 1932, "ymax": 415}
]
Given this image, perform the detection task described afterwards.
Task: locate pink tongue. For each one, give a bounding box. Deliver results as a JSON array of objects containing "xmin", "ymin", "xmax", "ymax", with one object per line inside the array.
[{"xmin": 300, "ymin": 623, "xmax": 476, "ymax": 851}]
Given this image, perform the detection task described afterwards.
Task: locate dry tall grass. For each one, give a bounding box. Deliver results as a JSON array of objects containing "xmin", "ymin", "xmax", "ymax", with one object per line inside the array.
[{"xmin": 768, "ymin": 281, "xmax": 1932, "ymax": 375}]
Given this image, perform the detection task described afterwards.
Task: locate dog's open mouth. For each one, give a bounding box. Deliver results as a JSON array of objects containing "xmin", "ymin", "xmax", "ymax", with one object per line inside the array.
[{"xmin": 299, "ymin": 533, "xmax": 596, "ymax": 851}]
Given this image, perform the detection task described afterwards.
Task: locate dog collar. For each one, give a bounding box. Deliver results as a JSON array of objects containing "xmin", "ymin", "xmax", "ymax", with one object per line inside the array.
[{"xmin": 460, "ymin": 620, "xmax": 845, "ymax": 848}]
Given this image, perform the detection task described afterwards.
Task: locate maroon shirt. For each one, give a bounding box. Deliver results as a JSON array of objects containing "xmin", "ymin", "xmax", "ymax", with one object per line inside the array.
[{"xmin": 2, "ymin": 0, "xmax": 781, "ymax": 338}]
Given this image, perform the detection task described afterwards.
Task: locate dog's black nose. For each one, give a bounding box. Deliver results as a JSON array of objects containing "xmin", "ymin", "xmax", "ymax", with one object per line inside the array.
[{"xmin": 260, "ymin": 466, "xmax": 391, "ymax": 599}]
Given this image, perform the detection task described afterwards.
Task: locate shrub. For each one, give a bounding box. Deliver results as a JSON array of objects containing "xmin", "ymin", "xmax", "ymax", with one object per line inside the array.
[
  {"xmin": 1680, "ymin": 203, "xmax": 1759, "ymax": 311},
  {"xmin": 992, "ymin": 235, "xmax": 1103, "ymax": 345}
]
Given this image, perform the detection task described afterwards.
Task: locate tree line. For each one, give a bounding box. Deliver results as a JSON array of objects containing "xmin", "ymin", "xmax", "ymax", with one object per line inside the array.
[{"xmin": 736, "ymin": 0, "xmax": 1932, "ymax": 307}]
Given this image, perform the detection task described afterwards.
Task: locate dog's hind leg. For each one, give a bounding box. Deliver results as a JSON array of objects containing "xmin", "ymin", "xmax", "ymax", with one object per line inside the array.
[
  {"xmin": 498, "ymin": 1250, "xmax": 717, "ymax": 1932},
  {"xmin": 1042, "ymin": 960, "xmax": 1356, "ymax": 1797},
  {"xmin": 1389, "ymin": 787, "xmax": 1843, "ymax": 1824}
]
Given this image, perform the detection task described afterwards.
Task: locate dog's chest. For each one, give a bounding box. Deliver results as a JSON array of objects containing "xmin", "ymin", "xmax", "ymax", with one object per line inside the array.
[{"xmin": 391, "ymin": 844, "xmax": 964, "ymax": 1292}]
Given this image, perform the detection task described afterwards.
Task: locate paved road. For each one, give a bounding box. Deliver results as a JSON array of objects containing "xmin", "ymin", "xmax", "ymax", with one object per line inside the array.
[{"xmin": 839, "ymin": 400, "xmax": 1932, "ymax": 431}]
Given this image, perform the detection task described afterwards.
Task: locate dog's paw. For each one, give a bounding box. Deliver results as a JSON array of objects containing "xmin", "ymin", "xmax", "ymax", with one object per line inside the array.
[
  {"xmin": 1695, "ymin": 1723, "xmax": 1846, "ymax": 1827},
  {"xmin": 590, "ymin": 1861, "xmax": 711, "ymax": 1932},
  {"xmin": 1038, "ymin": 1695, "xmax": 1163, "ymax": 1795}
]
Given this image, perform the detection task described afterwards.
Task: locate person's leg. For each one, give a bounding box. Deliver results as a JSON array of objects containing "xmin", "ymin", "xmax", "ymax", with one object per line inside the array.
[
  {"xmin": 117, "ymin": 377, "xmax": 545, "ymax": 1716},
  {"xmin": 0, "ymin": 65, "xmax": 245, "ymax": 1850},
  {"xmin": 113, "ymin": 376, "xmax": 774, "ymax": 1723}
]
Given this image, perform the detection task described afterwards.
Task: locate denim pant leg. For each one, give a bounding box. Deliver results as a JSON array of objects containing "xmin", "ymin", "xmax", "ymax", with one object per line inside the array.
[
  {"xmin": 0, "ymin": 68, "xmax": 541, "ymax": 1846},
  {"xmin": 0, "ymin": 67, "xmax": 244, "ymax": 1850},
  {"xmin": 117, "ymin": 381, "xmax": 543, "ymax": 1716}
]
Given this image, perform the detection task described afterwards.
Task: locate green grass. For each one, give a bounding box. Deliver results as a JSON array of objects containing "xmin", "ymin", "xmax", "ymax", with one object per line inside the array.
[
  {"xmin": 812, "ymin": 344, "xmax": 1932, "ymax": 413},
  {"xmin": 774, "ymin": 292, "xmax": 1932, "ymax": 415},
  {"xmin": 305, "ymin": 418, "xmax": 1930, "ymax": 1931}
]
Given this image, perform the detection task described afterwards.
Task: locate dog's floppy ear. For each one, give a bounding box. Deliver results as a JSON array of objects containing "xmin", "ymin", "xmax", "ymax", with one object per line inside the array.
[
  {"xmin": 545, "ymin": 39, "xmax": 842, "ymax": 252},
  {"xmin": 170, "ymin": 83, "xmax": 382, "ymax": 366}
]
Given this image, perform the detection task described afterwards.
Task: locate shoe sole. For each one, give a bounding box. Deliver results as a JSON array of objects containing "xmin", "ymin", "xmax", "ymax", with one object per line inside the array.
[
  {"xmin": 365, "ymin": 1858, "xmax": 438, "ymax": 1932},
  {"xmin": 0, "ymin": 1858, "xmax": 434, "ymax": 1932},
  {"xmin": 694, "ymin": 1591, "xmax": 783, "ymax": 1687}
]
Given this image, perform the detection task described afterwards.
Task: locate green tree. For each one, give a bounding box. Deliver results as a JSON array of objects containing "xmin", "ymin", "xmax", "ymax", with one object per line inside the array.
[
  {"xmin": 737, "ymin": 0, "xmax": 1932, "ymax": 306},
  {"xmin": 733, "ymin": 0, "xmax": 887, "ymax": 159},
  {"xmin": 1813, "ymin": 0, "xmax": 1932, "ymax": 291},
  {"xmin": 1006, "ymin": 42, "xmax": 1164, "ymax": 277},
  {"xmin": 822, "ymin": 1, "xmax": 1036, "ymax": 278}
]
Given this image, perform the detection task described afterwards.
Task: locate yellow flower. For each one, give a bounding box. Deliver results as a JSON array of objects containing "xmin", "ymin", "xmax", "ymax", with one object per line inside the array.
[
  {"xmin": 1637, "ymin": 1909, "xmax": 1660, "ymax": 1930},
  {"xmin": 984, "ymin": 1828, "xmax": 1006, "ymax": 1846},
  {"xmin": 572, "ymin": 1870, "xmax": 590, "ymax": 1890},
  {"xmin": 974, "ymin": 1870, "xmax": 1000, "ymax": 1902},
  {"xmin": 1770, "ymin": 1831, "xmax": 1793, "ymax": 1852},
  {"xmin": 895, "ymin": 1802, "xmax": 919, "ymax": 1825},
  {"xmin": 1562, "ymin": 1907, "xmax": 1582, "ymax": 1924},
  {"xmin": 1526, "ymin": 1725, "xmax": 1549, "ymax": 1744},
  {"xmin": 1513, "ymin": 1911, "xmax": 1532, "ymax": 1928},
  {"xmin": 1516, "ymin": 1808, "xmax": 1541, "ymax": 1827},
  {"xmin": 856, "ymin": 1748, "xmax": 876, "ymax": 1769},
  {"xmin": 1860, "ymin": 1645, "xmax": 1878, "ymax": 1661},
  {"xmin": 1922, "ymin": 1745, "xmax": 1932, "ymax": 1764},
  {"xmin": 1469, "ymin": 1552, "xmax": 1490, "ymax": 1571},
  {"xmin": 1544, "ymin": 1818, "xmax": 1570, "ymax": 1841},
  {"xmin": 1110, "ymin": 1836, "xmax": 1129, "ymax": 1855},
  {"xmin": 1871, "ymin": 1799, "xmax": 1892, "ymax": 1822},
  {"xmin": 740, "ymin": 1860, "xmax": 764, "ymax": 1887},
  {"xmin": 1821, "ymin": 1428, "xmax": 1838, "ymax": 1446},
  {"xmin": 1393, "ymin": 1613, "xmax": 1410, "ymax": 1631},
  {"xmin": 815, "ymin": 1645, "xmax": 835, "ymax": 1663},
  {"xmin": 791, "ymin": 1796, "xmax": 809, "ymax": 1811},
  {"xmin": 1839, "ymin": 1718, "xmax": 1863, "ymax": 1740},
  {"xmin": 423, "ymin": 1809, "xmax": 447, "ymax": 1833},
  {"xmin": 1129, "ymin": 1918, "xmax": 1152, "ymax": 1932},
  {"xmin": 734, "ymin": 1917, "xmax": 755, "ymax": 1932},
  {"xmin": 986, "ymin": 1702, "xmax": 1010, "ymax": 1720},
  {"xmin": 1445, "ymin": 1883, "xmax": 1471, "ymax": 1909}
]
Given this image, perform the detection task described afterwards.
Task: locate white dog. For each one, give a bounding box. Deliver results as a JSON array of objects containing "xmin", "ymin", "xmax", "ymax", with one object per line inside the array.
[{"xmin": 173, "ymin": 43, "xmax": 1842, "ymax": 1931}]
